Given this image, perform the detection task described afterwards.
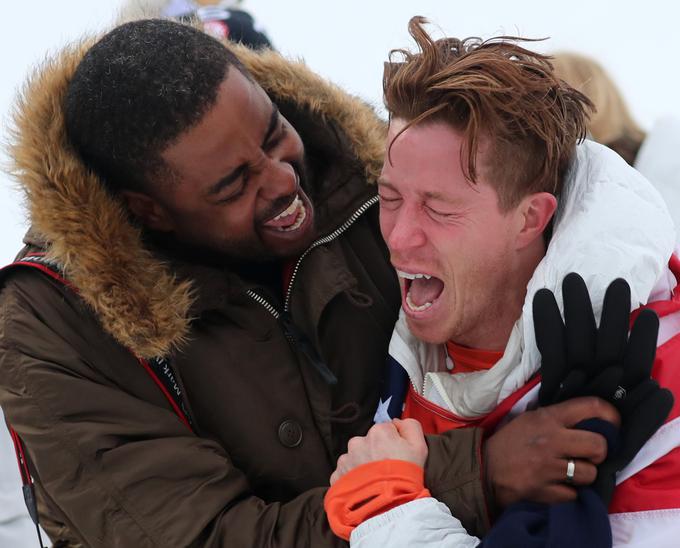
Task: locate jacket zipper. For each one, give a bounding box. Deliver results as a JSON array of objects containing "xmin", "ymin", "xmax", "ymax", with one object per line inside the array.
[
  {"xmin": 246, "ymin": 195, "xmax": 378, "ymax": 316},
  {"xmin": 283, "ymin": 195, "xmax": 379, "ymax": 312},
  {"xmin": 407, "ymin": 371, "xmax": 427, "ymax": 396},
  {"xmin": 411, "ymin": 351, "xmax": 454, "ymax": 396},
  {"xmin": 245, "ymin": 290, "xmax": 280, "ymax": 320},
  {"xmin": 245, "ymin": 196, "xmax": 379, "ymax": 384}
]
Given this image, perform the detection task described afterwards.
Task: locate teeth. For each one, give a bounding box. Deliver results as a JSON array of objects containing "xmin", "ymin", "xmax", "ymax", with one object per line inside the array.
[
  {"xmin": 396, "ymin": 270, "xmax": 432, "ymax": 280},
  {"xmin": 272, "ymin": 196, "xmax": 301, "ymax": 221},
  {"xmin": 406, "ymin": 290, "xmax": 432, "ymax": 312},
  {"xmin": 276, "ymin": 202, "xmax": 307, "ymax": 232}
]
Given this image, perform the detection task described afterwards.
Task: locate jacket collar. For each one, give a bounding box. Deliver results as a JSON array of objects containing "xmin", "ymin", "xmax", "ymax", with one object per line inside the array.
[{"xmin": 9, "ymin": 36, "xmax": 386, "ymax": 358}]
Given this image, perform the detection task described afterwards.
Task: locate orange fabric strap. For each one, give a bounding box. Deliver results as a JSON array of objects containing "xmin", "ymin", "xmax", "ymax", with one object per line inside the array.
[{"xmin": 324, "ymin": 459, "xmax": 431, "ymax": 540}]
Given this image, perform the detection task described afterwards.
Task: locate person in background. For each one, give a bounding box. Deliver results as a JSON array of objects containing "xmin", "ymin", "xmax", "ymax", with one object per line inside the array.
[
  {"xmin": 553, "ymin": 51, "xmax": 680, "ymax": 244},
  {"xmin": 119, "ymin": 0, "xmax": 274, "ymax": 48}
]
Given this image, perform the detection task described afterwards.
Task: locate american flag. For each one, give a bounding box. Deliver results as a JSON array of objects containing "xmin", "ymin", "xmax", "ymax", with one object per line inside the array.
[{"xmin": 373, "ymin": 355, "xmax": 410, "ymax": 424}]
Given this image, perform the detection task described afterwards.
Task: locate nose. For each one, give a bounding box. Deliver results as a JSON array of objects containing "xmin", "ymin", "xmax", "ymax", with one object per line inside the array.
[
  {"xmin": 257, "ymin": 159, "xmax": 298, "ymax": 202},
  {"xmin": 383, "ymin": 204, "xmax": 427, "ymax": 253}
]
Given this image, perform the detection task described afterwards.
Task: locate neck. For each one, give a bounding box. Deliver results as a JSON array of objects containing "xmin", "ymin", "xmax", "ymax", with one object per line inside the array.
[{"xmin": 457, "ymin": 238, "xmax": 546, "ymax": 352}]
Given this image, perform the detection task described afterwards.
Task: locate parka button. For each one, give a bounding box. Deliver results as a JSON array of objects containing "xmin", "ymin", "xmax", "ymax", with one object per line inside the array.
[{"xmin": 278, "ymin": 420, "xmax": 303, "ymax": 448}]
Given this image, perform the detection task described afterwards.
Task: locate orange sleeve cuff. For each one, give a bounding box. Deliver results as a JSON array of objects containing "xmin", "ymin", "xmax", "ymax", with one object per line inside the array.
[{"xmin": 324, "ymin": 459, "xmax": 431, "ymax": 540}]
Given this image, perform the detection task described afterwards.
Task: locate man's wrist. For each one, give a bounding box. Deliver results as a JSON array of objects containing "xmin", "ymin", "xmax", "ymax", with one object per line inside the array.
[{"xmin": 481, "ymin": 438, "xmax": 500, "ymax": 521}]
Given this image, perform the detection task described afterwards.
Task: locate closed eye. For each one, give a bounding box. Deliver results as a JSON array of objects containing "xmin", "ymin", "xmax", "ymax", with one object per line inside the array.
[
  {"xmin": 216, "ymin": 170, "xmax": 249, "ymax": 203},
  {"xmin": 378, "ymin": 194, "xmax": 401, "ymax": 210},
  {"xmin": 426, "ymin": 205, "xmax": 458, "ymax": 219}
]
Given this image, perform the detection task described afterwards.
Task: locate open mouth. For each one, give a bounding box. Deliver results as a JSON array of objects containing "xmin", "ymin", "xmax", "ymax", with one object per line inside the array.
[
  {"xmin": 396, "ymin": 269, "xmax": 445, "ymax": 314},
  {"xmin": 262, "ymin": 194, "xmax": 308, "ymax": 232}
]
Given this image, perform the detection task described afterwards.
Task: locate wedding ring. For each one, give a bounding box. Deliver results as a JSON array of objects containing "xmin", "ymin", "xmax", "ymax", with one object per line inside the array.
[{"xmin": 566, "ymin": 459, "xmax": 576, "ymax": 483}]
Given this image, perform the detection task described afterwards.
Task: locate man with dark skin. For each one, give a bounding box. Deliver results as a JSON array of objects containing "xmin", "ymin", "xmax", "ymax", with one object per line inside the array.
[{"xmin": 0, "ymin": 19, "xmax": 616, "ymax": 546}]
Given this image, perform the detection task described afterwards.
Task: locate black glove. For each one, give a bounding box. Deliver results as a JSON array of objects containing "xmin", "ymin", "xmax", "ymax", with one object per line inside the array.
[{"xmin": 532, "ymin": 272, "xmax": 674, "ymax": 504}]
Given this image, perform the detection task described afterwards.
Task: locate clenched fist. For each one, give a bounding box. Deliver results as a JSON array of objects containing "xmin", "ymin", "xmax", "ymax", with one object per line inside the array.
[{"xmin": 330, "ymin": 418, "xmax": 428, "ymax": 485}]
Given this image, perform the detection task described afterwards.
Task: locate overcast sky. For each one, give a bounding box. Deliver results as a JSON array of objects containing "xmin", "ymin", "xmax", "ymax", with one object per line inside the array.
[{"xmin": 1, "ymin": 0, "xmax": 678, "ymax": 263}]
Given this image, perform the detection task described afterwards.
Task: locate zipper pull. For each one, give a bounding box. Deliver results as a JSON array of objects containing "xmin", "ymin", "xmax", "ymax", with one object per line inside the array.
[{"xmin": 280, "ymin": 313, "xmax": 338, "ymax": 385}]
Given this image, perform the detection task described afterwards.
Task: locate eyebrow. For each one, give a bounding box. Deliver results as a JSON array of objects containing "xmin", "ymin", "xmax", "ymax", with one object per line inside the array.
[
  {"xmin": 206, "ymin": 103, "xmax": 280, "ymax": 197},
  {"xmin": 422, "ymin": 191, "xmax": 459, "ymax": 204},
  {"xmin": 261, "ymin": 103, "xmax": 280, "ymax": 148},
  {"xmin": 377, "ymin": 179, "xmax": 460, "ymax": 205}
]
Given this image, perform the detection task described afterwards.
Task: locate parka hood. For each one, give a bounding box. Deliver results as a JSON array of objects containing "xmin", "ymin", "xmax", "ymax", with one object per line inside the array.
[{"xmin": 7, "ymin": 35, "xmax": 386, "ymax": 358}]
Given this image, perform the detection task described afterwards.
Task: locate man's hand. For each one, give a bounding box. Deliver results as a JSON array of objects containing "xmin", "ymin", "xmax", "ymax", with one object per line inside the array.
[
  {"xmin": 330, "ymin": 418, "xmax": 428, "ymax": 485},
  {"xmin": 484, "ymin": 397, "xmax": 620, "ymax": 508}
]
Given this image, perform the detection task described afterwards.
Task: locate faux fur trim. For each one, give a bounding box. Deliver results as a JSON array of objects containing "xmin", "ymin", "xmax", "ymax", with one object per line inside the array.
[{"xmin": 7, "ymin": 35, "xmax": 386, "ymax": 358}]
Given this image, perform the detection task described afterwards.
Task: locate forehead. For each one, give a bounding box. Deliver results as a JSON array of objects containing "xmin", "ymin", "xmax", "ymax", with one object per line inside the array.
[
  {"xmin": 382, "ymin": 120, "xmax": 465, "ymax": 189},
  {"xmin": 386, "ymin": 118, "xmax": 463, "ymax": 164},
  {"xmin": 381, "ymin": 119, "xmax": 499, "ymax": 202},
  {"xmin": 161, "ymin": 68, "xmax": 272, "ymax": 182}
]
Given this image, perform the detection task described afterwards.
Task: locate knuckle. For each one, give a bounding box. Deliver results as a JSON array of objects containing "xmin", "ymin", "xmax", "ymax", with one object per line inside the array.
[
  {"xmin": 403, "ymin": 418, "xmax": 421, "ymax": 430},
  {"xmin": 593, "ymin": 438, "xmax": 608, "ymax": 462},
  {"xmin": 587, "ymin": 397, "xmax": 617, "ymax": 421},
  {"xmin": 371, "ymin": 423, "xmax": 390, "ymax": 436},
  {"xmin": 533, "ymin": 407, "xmax": 551, "ymax": 424},
  {"xmin": 587, "ymin": 396, "xmax": 605, "ymax": 415},
  {"xmin": 346, "ymin": 437, "xmax": 363, "ymax": 452},
  {"xmin": 585, "ymin": 434, "xmax": 607, "ymax": 459}
]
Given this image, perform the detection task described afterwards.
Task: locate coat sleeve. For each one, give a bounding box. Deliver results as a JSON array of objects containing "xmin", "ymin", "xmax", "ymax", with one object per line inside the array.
[
  {"xmin": 0, "ymin": 274, "xmax": 347, "ymax": 548},
  {"xmin": 424, "ymin": 427, "xmax": 491, "ymax": 537}
]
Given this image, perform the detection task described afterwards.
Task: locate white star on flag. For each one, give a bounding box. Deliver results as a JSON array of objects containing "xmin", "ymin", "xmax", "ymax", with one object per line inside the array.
[{"xmin": 373, "ymin": 396, "xmax": 393, "ymax": 423}]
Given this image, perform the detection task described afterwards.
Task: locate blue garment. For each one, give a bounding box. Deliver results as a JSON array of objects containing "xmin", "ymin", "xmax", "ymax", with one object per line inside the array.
[{"xmin": 480, "ymin": 419, "xmax": 618, "ymax": 548}]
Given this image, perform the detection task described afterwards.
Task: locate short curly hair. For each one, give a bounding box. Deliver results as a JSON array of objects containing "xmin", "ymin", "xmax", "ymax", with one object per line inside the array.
[
  {"xmin": 65, "ymin": 19, "xmax": 249, "ymax": 194},
  {"xmin": 383, "ymin": 17, "xmax": 593, "ymax": 210}
]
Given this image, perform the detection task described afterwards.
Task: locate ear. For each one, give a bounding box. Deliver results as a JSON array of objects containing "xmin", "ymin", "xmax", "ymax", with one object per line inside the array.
[
  {"xmin": 514, "ymin": 192, "xmax": 557, "ymax": 250},
  {"xmin": 120, "ymin": 190, "xmax": 174, "ymax": 232}
]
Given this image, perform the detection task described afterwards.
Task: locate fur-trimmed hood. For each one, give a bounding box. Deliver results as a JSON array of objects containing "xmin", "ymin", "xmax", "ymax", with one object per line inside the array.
[{"xmin": 7, "ymin": 36, "xmax": 386, "ymax": 358}]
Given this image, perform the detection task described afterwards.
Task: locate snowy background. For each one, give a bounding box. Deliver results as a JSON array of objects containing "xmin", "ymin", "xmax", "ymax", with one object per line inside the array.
[{"xmin": 1, "ymin": 0, "xmax": 679, "ymax": 263}]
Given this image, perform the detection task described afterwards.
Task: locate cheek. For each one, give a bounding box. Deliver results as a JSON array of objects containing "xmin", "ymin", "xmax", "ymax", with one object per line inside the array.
[
  {"xmin": 222, "ymin": 205, "xmax": 257, "ymax": 235},
  {"xmin": 378, "ymin": 208, "xmax": 394, "ymax": 242}
]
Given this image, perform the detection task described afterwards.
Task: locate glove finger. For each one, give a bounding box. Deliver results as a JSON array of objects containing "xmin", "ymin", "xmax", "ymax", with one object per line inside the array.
[
  {"xmin": 533, "ymin": 287, "xmax": 567, "ymax": 405},
  {"xmin": 596, "ymin": 278, "xmax": 630, "ymax": 367},
  {"xmin": 617, "ymin": 378, "xmax": 659, "ymax": 417},
  {"xmin": 622, "ymin": 309, "xmax": 659, "ymax": 387},
  {"xmin": 578, "ymin": 367, "xmax": 623, "ymax": 402},
  {"xmin": 612, "ymin": 388, "xmax": 674, "ymax": 470},
  {"xmin": 563, "ymin": 273, "xmax": 597, "ymax": 373},
  {"xmin": 554, "ymin": 369, "xmax": 588, "ymax": 402}
]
